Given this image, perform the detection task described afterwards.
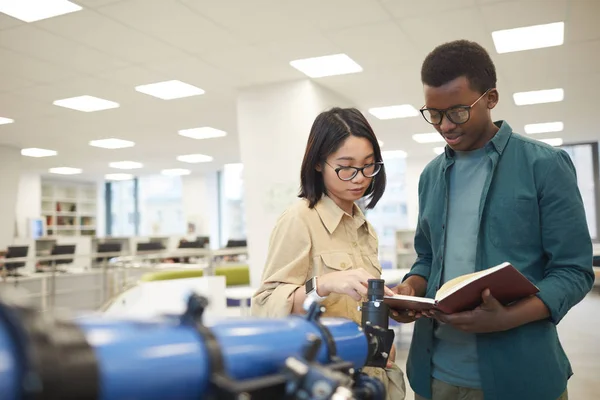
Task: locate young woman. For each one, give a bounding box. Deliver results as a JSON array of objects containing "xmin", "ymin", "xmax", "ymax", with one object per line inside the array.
[{"xmin": 251, "ymin": 107, "xmax": 406, "ymax": 400}]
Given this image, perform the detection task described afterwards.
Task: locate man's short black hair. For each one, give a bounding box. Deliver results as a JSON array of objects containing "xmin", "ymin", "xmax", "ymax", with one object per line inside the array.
[
  {"xmin": 299, "ymin": 107, "xmax": 386, "ymax": 209},
  {"xmin": 421, "ymin": 40, "xmax": 497, "ymax": 94}
]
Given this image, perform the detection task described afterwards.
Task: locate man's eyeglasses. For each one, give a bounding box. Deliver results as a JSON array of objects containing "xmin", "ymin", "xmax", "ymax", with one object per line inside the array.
[
  {"xmin": 326, "ymin": 161, "xmax": 383, "ymax": 181},
  {"xmin": 420, "ymin": 88, "xmax": 493, "ymax": 125}
]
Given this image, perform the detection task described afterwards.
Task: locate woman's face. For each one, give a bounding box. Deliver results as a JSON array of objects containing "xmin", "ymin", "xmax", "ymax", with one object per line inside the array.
[{"xmin": 319, "ymin": 135, "xmax": 375, "ymax": 211}]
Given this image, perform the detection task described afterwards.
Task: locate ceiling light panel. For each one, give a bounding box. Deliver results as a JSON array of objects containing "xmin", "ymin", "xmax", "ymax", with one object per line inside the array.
[
  {"xmin": 178, "ymin": 127, "xmax": 227, "ymax": 140},
  {"xmin": 109, "ymin": 161, "xmax": 143, "ymax": 170},
  {"xmin": 492, "ymin": 22, "xmax": 564, "ymax": 54},
  {"xmin": 290, "ymin": 54, "xmax": 362, "ymax": 78},
  {"xmin": 89, "ymin": 138, "xmax": 135, "ymax": 149},
  {"xmin": 513, "ymin": 88, "xmax": 564, "ymax": 106},
  {"xmin": 369, "ymin": 105, "xmax": 419, "ymax": 120},
  {"xmin": 176, "ymin": 154, "xmax": 213, "ymax": 164},
  {"xmin": 0, "ymin": 0, "xmax": 82, "ymax": 23},
  {"xmin": 49, "ymin": 167, "xmax": 82, "ymax": 175},
  {"xmin": 538, "ymin": 138, "xmax": 563, "ymax": 147},
  {"xmin": 105, "ymin": 173, "xmax": 134, "ymax": 181},
  {"xmin": 135, "ymin": 80, "xmax": 205, "ymax": 100},
  {"xmin": 412, "ymin": 132, "xmax": 445, "ymax": 144},
  {"xmin": 524, "ymin": 122, "xmax": 564, "ymax": 134},
  {"xmin": 0, "ymin": 117, "xmax": 14, "ymax": 125},
  {"xmin": 161, "ymin": 168, "xmax": 191, "ymax": 176},
  {"xmin": 21, "ymin": 148, "xmax": 57, "ymax": 158},
  {"xmin": 53, "ymin": 95, "xmax": 120, "ymax": 112}
]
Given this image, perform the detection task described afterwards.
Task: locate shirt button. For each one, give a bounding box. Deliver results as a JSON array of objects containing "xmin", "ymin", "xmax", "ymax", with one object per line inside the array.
[
  {"xmin": 353, "ymin": 242, "xmax": 358, "ymax": 247},
  {"xmin": 341, "ymin": 262, "xmax": 347, "ymax": 268}
]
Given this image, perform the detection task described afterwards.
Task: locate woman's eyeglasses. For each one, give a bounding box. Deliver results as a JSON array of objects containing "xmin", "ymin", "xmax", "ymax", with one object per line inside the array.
[
  {"xmin": 420, "ymin": 88, "xmax": 492, "ymax": 125},
  {"xmin": 326, "ymin": 161, "xmax": 383, "ymax": 181}
]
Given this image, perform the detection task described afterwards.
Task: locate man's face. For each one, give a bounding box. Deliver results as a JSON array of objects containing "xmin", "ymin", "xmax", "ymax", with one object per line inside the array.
[{"xmin": 422, "ymin": 76, "xmax": 498, "ymax": 152}]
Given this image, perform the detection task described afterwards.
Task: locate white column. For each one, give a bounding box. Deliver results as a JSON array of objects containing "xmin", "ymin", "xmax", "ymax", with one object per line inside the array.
[
  {"xmin": 182, "ymin": 173, "xmax": 220, "ymax": 249},
  {"xmin": 14, "ymin": 173, "xmax": 41, "ymax": 238},
  {"xmin": 236, "ymin": 80, "xmax": 352, "ymax": 288},
  {"xmin": 0, "ymin": 146, "xmax": 22, "ymax": 248}
]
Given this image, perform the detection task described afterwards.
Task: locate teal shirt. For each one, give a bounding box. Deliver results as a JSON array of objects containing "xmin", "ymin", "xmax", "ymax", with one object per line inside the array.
[
  {"xmin": 432, "ymin": 147, "xmax": 491, "ymax": 389},
  {"xmin": 405, "ymin": 121, "xmax": 595, "ymax": 400}
]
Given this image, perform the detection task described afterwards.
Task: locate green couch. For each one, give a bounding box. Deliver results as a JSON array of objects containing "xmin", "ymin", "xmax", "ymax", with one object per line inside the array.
[{"xmin": 140, "ymin": 264, "xmax": 250, "ymax": 287}]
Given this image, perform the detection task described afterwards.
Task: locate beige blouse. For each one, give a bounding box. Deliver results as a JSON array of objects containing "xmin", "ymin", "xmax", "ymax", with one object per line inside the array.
[{"xmin": 251, "ymin": 195, "xmax": 406, "ymax": 400}]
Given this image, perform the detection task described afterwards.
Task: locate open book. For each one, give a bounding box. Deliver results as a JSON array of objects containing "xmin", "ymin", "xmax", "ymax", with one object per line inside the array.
[{"xmin": 383, "ymin": 262, "xmax": 539, "ymax": 314}]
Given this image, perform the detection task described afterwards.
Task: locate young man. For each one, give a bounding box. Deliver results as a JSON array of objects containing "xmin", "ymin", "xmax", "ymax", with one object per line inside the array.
[{"xmin": 392, "ymin": 40, "xmax": 594, "ymax": 400}]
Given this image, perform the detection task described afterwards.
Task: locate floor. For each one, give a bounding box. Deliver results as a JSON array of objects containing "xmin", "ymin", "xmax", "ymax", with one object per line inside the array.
[{"xmin": 394, "ymin": 288, "xmax": 600, "ymax": 400}]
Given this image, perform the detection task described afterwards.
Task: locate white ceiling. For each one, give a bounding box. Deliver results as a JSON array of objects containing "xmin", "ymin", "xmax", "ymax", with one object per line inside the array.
[{"xmin": 0, "ymin": 0, "xmax": 598, "ymax": 180}]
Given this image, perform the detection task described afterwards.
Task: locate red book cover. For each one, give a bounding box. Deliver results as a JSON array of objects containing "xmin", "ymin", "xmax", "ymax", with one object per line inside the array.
[{"xmin": 384, "ymin": 262, "xmax": 539, "ymax": 314}]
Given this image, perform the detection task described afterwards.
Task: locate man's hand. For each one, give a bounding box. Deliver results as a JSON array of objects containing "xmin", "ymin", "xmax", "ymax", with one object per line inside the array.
[
  {"xmin": 389, "ymin": 280, "xmax": 432, "ymax": 323},
  {"xmin": 433, "ymin": 289, "xmax": 512, "ymax": 333}
]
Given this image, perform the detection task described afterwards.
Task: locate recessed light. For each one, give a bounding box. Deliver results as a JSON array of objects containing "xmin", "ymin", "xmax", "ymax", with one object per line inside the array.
[
  {"xmin": 161, "ymin": 168, "xmax": 191, "ymax": 176},
  {"xmin": 290, "ymin": 54, "xmax": 362, "ymax": 78},
  {"xmin": 513, "ymin": 88, "xmax": 564, "ymax": 106},
  {"xmin": 49, "ymin": 167, "xmax": 82, "ymax": 175},
  {"xmin": 105, "ymin": 173, "xmax": 134, "ymax": 181},
  {"xmin": 109, "ymin": 161, "xmax": 143, "ymax": 170},
  {"xmin": 21, "ymin": 148, "xmax": 57, "ymax": 158},
  {"xmin": 434, "ymin": 147, "xmax": 445, "ymax": 155},
  {"xmin": 538, "ymin": 138, "xmax": 563, "ymax": 147},
  {"xmin": 382, "ymin": 150, "xmax": 407, "ymax": 159},
  {"xmin": 135, "ymin": 80, "xmax": 205, "ymax": 100},
  {"xmin": 412, "ymin": 132, "xmax": 445, "ymax": 144},
  {"xmin": 178, "ymin": 127, "xmax": 226, "ymax": 140},
  {"xmin": 53, "ymin": 95, "xmax": 120, "ymax": 112},
  {"xmin": 90, "ymin": 138, "xmax": 135, "ymax": 149},
  {"xmin": 492, "ymin": 22, "xmax": 564, "ymax": 54},
  {"xmin": 176, "ymin": 154, "xmax": 213, "ymax": 164},
  {"xmin": 0, "ymin": 117, "xmax": 14, "ymax": 125},
  {"xmin": 524, "ymin": 122, "xmax": 564, "ymax": 134},
  {"xmin": 368, "ymin": 105, "xmax": 419, "ymax": 120},
  {"xmin": 0, "ymin": 0, "xmax": 82, "ymax": 23}
]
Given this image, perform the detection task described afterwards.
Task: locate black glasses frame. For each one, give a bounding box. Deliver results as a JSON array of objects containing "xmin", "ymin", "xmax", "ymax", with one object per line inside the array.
[
  {"xmin": 326, "ymin": 161, "xmax": 384, "ymax": 181},
  {"xmin": 420, "ymin": 88, "xmax": 493, "ymax": 125}
]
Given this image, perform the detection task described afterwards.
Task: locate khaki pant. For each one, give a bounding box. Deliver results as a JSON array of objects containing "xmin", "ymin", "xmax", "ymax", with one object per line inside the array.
[
  {"xmin": 414, "ymin": 378, "xmax": 568, "ymax": 400},
  {"xmin": 362, "ymin": 364, "xmax": 406, "ymax": 400}
]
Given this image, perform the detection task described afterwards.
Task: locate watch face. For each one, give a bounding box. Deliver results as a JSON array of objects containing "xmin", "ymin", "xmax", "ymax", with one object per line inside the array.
[{"xmin": 305, "ymin": 277, "xmax": 315, "ymax": 293}]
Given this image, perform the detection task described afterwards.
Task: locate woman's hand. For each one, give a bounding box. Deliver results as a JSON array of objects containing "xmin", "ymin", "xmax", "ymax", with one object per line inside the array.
[{"xmin": 318, "ymin": 268, "xmax": 395, "ymax": 301}]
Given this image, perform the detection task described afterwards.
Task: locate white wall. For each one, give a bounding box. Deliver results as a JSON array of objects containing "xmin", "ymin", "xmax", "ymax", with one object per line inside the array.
[
  {"xmin": 182, "ymin": 173, "xmax": 220, "ymax": 248},
  {"xmin": 14, "ymin": 173, "xmax": 41, "ymax": 238},
  {"xmin": 0, "ymin": 146, "xmax": 22, "ymax": 248}
]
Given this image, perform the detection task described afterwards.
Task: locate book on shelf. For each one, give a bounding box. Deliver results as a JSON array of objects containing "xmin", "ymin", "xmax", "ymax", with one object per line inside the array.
[{"xmin": 383, "ymin": 262, "xmax": 539, "ymax": 314}]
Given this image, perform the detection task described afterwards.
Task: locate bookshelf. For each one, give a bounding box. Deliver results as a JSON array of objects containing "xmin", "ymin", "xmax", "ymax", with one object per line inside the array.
[
  {"xmin": 41, "ymin": 180, "xmax": 98, "ymax": 237},
  {"xmin": 396, "ymin": 229, "xmax": 417, "ymax": 269}
]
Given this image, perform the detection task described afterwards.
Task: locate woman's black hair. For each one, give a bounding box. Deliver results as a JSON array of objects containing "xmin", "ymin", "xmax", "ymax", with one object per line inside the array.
[{"xmin": 299, "ymin": 107, "xmax": 386, "ymax": 209}]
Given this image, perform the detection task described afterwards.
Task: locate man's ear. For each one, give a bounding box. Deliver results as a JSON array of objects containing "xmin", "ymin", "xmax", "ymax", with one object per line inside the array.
[{"xmin": 487, "ymin": 89, "xmax": 499, "ymax": 110}]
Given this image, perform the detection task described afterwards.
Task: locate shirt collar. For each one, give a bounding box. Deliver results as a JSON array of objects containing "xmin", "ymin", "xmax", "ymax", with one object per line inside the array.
[
  {"xmin": 315, "ymin": 195, "xmax": 368, "ymax": 235},
  {"xmin": 443, "ymin": 120, "xmax": 513, "ymax": 159}
]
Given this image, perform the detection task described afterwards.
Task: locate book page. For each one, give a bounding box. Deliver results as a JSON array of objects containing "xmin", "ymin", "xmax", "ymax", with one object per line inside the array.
[{"xmin": 435, "ymin": 262, "xmax": 511, "ymax": 301}]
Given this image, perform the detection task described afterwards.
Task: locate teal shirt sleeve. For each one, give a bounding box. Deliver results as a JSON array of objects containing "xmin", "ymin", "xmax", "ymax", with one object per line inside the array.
[
  {"xmin": 406, "ymin": 171, "xmax": 433, "ymax": 282},
  {"xmin": 535, "ymin": 150, "xmax": 595, "ymax": 324}
]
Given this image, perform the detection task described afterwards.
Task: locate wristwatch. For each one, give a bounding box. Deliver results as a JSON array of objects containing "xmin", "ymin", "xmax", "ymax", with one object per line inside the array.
[{"xmin": 305, "ymin": 276, "xmax": 327, "ymax": 303}]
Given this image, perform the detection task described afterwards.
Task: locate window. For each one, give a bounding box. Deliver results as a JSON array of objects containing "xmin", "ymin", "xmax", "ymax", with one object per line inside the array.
[
  {"xmin": 138, "ymin": 175, "xmax": 186, "ymax": 236},
  {"xmin": 109, "ymin": 179, "xmax": 137, "ymax": 236},
  {"xmin": 366, "ymin": 156, "xmax": 409, "ymax": 268},
  {"xmin": 218, "ymin": 163, "xmax": 246, "ymax": 247},
  {"xmin": 561, "ymin": 142, "xmax": 599, "ymax": 240}
]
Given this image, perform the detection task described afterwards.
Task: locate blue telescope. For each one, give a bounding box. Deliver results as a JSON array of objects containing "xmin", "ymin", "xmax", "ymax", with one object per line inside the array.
[{"xmin": 0, "ymin": 279, "xmax": 394, "ymax": 400}]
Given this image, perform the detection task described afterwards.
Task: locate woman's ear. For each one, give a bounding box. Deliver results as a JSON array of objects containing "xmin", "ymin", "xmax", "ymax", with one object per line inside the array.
[{"xmin": 315, "ymin": 163, "xmax": 323, "ymax": 172}]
